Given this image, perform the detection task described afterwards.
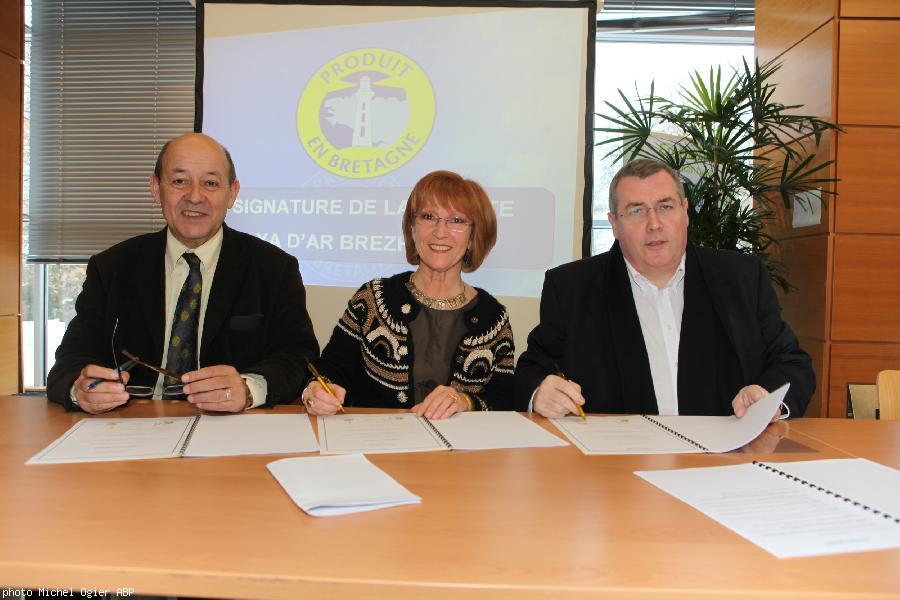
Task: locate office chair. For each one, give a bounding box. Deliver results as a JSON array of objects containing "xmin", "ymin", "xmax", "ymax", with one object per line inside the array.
[{"xmin": 875, "ymin": 370, "xmax": 900, "ymax": 420}]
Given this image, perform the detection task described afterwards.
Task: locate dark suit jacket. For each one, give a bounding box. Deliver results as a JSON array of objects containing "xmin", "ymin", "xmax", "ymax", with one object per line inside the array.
[
  {"xmin": 514, "ymin": 242, "xmax": 814, "ymax": 416},
  {"xmin": 47, "ymin": 225, "xmax": 319, "ymax": 409}
]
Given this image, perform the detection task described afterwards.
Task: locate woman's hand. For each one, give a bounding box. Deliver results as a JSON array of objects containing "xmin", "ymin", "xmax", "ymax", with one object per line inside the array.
[
  {"xmin": 412, "ymin": 385, "xmax": 468, "ymax": 419},
  {"xmin": 302, "ymin": 380, "xmax": 347, "ymax": 416}
]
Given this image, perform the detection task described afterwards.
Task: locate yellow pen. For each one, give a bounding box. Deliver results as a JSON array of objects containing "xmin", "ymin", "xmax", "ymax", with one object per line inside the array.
[
  {"xmin": 307, "ymin": 361, "xmax": 344, "ymax": 413},
  {"xmin": 555, "ymin": 365, "xmax": 586, "ymax": 420}
]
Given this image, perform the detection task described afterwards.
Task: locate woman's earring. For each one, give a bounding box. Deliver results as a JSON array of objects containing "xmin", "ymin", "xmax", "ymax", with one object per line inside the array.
[{"xmin": 463, "ymin": 248, "xmax": 472, "ymax": 267}]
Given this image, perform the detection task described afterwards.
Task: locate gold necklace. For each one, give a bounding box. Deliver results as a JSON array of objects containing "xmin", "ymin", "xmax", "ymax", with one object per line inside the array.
[{"xmin": 406, "ymin": 278, "xmax": 468, "ymax": 310}]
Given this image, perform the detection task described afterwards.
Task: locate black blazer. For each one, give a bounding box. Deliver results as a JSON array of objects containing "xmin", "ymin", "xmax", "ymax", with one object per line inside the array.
[
  {"xmin": 514, "ymin": 242, "xmax": 815, "ymax": 416},
  {"xmin": 47, "ymin": 225, "xmax": 319, "ymax": 409}
]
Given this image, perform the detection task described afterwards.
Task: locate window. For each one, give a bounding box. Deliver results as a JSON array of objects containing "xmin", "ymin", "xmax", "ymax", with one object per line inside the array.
[
  {"xmin": 591, "ymin": 2, "xmax": 754, "ymax": 254},
  {"xmin": 23, "ymin": 0, "xmax": 195, "ymax": 387}
]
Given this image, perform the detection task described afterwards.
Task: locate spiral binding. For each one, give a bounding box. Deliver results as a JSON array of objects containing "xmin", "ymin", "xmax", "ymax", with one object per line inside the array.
[
  {"xmin": 641, "ymin": 415, "xmax": 708, "ymax": 452},
  {"xmin": 422, "ymin": 417, "xmax": 453, "ymax": 449},
  {"xmin": 178, "ymin": 415, "xmax": 202, "ymax": 456},
  {"xmin": 753, "ymin": 461, "xmax": 900, "ymax": 524}
]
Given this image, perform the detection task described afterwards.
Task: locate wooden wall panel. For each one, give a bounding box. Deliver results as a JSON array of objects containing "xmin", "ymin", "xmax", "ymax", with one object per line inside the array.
[
  {"xmin": 830, "ymin": 342, "xmax": 900, "ymax": 417},
  {"xmin": 799, "ymin": 337, "xmax": 826, "ymax": 417},
  {"xmin": 761, "ymin": 23, "xmax": 835, "ymax": 242},
  {"xmin": 0, "ymin": 2, "xmax": 20, "ymax": 394},
  {"xmin": 0, "ymin": 316, "xmax": 17, "ymax": 395},
  {"xmin": 836, "ymin": 126, "xmax": 900, "ymax": 233},
  {"xmin": 778, "ymin": 235, "xmax": 830, "ymax": 340},
  {"xmin": 755, "ymin": 0, "xmax": 836, "ymax": 64},
  {"xmin": 0, "ymin": 1, "xmax": 21, "ymax": 60},
  {"xmin": 765, "ymin": 22, "xmax": 835, "ymax": 119},
  {"xmin": 838, "ymin": 20, "xmax": 900, "ymax": 125},
  {"xmin": 832, "ymin": 236, "xmax": 900, "ymax": 342},
  {"xmin": 0, "ymin": 53, "xmax": 21, "ymax": 318},
  {"xmin": 841, "ymin": 0, "xmax": 900, "ymax": 17}
]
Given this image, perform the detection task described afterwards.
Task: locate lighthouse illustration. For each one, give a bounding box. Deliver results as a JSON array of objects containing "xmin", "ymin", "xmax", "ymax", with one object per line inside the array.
[{"xmin": 351, "ymin": 76, "xmax": 375, "ymax": 147}]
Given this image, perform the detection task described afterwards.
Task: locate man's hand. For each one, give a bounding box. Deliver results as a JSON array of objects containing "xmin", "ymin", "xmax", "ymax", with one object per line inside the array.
[
  {"xmin": 73, "ymin": 364, "xmax": 130, "ymax": 414},
  {"xmin": 533, "ymin": 374, "xmax": 585, "ymax": 418},
  {"xmin": 302, "ymin": 380, "xmax": 346, "ymax": 416},
  {"xmin": 411, "ymin": 385, "xmax": 467, "ymax": 420},
  {"xmin": 182, "ymin": 365, "xmax": 248, "ymax": 413},
  {"xmin": 741, "ymin": 420, "xmax": 789, "ymax": 453},
  {"xmin": 732, "ymin": 384, "xmax": 779, "ymax": 422}
]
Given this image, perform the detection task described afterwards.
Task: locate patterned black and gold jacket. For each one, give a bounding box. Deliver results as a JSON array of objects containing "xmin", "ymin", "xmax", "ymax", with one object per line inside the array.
[{"xmin": 315, "ymin": 271, "xmax": 515, "ymax": 410}]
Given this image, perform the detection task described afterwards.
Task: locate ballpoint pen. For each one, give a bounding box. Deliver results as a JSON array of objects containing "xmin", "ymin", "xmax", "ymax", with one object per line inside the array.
[
  {"xmin": 555, "ymin": 364, "xmax": 586, "ymax": 420},
  {"xmin": 307, "ymin": 361, "xmax": 344, "ymax": 413},
  {"xmin": 86, "ymin": 359, "xmax": 138, "ymax": 390}
]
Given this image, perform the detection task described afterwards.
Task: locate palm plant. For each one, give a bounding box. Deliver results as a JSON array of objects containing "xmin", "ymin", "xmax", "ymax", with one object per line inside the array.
[{"xmin": 595, "ymin": 59, "xmax": 840, "ymax": 292}]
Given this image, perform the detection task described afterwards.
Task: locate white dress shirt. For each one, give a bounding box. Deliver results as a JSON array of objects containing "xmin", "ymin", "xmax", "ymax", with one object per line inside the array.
[{"xmin": 624, "ymin": 254, "xmax": 686, "ymax": 415}]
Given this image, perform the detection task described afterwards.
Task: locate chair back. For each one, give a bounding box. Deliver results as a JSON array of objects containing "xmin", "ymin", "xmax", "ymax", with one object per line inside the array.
[{"xmin": 875, "ymin": 370, "xmax": 900, "ymax": 420}]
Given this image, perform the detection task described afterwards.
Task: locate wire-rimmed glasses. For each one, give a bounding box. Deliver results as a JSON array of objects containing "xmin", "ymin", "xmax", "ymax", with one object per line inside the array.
[
  {"xmin": 110, "ymin": 322, "xmax": 184, "ymax": 398},
  {"xmin": 415, "ymin": 212, "xmax": 472, "ymax": 233}
]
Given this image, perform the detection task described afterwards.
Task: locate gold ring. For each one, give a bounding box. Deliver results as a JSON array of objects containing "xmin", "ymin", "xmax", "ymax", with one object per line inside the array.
[
  {"xmin": 307, "ymin": 397, "xmax": 315, "ymax": 408},
  {"xmin": 225, "ymin": 387, "xmax": 232, "ymax": 401}
]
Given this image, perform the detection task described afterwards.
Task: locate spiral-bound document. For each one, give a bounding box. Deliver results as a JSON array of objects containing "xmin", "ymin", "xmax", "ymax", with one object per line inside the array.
[
  {"xmin": 551, "ymin": 383, "xmax": 789, "ymax": 455},
  {"xmin": 636, "ymin": 458, "xmax": 900, "ymax": 558},
  {"xmin": 317, "ymin": 411, "xmax": 568, "ymax": 454},
  {"xmin": 27, "ymin": 414, "xmax": 319, "ymax": 464}
]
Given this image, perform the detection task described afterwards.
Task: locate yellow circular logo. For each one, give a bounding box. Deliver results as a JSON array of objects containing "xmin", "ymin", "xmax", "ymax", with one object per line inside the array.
[{"xmin": 298, "ymin": 48, "xmax": 436, "ymax": 179}]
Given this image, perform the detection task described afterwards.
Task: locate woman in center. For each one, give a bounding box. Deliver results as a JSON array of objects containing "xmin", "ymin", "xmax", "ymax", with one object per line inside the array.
[{"xmin": 303, "ymin": 170, "xmax": 515, "ymax": 418}]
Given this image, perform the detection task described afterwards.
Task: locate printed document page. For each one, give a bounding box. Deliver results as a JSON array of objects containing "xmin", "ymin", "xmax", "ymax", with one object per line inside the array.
[
  {"xmin": 27, "ymin": 417, "xmax": 195, "ymax": 464},
  {"xmin": 184, "ymin": 413, "xmax": 319, "ymax": 456},
  {"xmin": 551, "ymin": 415, "xmax": 698, "ymax": 454},
  {"xmin": 317, "ymin": 413, "xmax": 445, "ymax": 454},
  {"xmin": 648, "ymin": 383, "xmax": 789, "ymax": 452},
  {"xmin": 430, "ymin": 411, "xmax": 569, "ymax": 450},
  {"xmin": 267, "ymin": 454, "xmax": 421, "ymax": 516},
  {"xmin": 636, "ymin": 459, "xmax": 900, "ymax": 558},
  {"xmin": 551, "ymin": 383, "xmax": 789, "ymax": 455}
]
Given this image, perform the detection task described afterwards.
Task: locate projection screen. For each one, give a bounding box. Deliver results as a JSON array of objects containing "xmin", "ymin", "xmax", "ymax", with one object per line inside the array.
[{"xmin": 199, "ymin": 1, "xmax": 594, "ymax": 303}]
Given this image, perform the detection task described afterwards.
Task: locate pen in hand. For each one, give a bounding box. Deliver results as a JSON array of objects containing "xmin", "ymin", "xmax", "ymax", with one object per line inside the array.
[
  {"xmin": 554, "ymin": 364, "xmax": 586, "ymax": 420},
  {"xmin": 86, "ymin": 359, "xmax": 138, "ymax": 391},
  {"xmin": 306, "ymin": 361, "xmax": 344, "ymax": 413}
]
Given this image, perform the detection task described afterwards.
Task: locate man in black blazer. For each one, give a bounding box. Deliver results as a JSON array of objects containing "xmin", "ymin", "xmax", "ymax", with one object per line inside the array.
[
  {"xmin": 515, "ymin": 159, "xmax": 814, "ymax": 419},
  {"xmin": 47, "ymin": 133, "xmax": 319, "ymax": 413}
]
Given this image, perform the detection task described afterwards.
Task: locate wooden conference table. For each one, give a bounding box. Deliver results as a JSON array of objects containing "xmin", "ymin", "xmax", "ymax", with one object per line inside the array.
[{"xmin": 1, "ymin": 397, "xmax": 898, "ymax": 599}]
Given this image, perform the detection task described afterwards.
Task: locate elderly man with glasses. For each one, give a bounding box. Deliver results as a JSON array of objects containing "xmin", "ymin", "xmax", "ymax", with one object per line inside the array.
[
  {"xmin": 515, "ymin": 158, "xmax": 814, "ymax": 420},
  {"xmin": 47, "ymin": 133, "xmax": 319, "ymax": 414}
]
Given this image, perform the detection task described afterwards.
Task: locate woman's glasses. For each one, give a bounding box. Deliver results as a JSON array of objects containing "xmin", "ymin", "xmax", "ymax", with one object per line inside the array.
[{"xmin": 415, "ymin": 212, "xmax": 472, "ymax": 233}]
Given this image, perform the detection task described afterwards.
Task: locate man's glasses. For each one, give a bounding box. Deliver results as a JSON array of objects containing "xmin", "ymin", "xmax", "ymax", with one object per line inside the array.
[
  {"xmin": 415, "ymin": 212, "xmax": 472, "ymax": 233},
  {"xmin": 110, "ymin": 321, "xmax": 184, "ymax": 398},
  {"xmin": 618, "ymin": 200, "xmax": 682, "ymax": 222}
]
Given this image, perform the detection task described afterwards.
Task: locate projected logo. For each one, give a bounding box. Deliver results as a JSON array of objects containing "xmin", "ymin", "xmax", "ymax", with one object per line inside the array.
[{"xmin": 297, "ymin": 49, "xmax": 436, "ymax": 179}]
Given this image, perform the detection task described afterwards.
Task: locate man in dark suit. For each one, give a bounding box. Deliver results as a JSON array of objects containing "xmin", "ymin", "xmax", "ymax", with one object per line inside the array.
[
  {"xmin": 47, "ymin": 133, "xmax": 319, "ymax": 413},
  {"xmin": 515, "ymin": 158, "xmax": 814, "ymax": 419}
]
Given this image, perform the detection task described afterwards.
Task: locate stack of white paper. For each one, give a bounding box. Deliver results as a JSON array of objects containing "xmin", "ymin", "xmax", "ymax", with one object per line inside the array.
[{"xmin": 267, "ymin": 454, "xmax": 421, "ymax": 516}]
